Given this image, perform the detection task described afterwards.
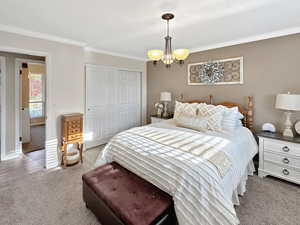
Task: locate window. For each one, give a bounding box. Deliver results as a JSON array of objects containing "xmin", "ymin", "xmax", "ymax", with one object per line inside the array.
[{"xmin": 29, "ymin": 73, "xmax": 44, "ymax": 118}]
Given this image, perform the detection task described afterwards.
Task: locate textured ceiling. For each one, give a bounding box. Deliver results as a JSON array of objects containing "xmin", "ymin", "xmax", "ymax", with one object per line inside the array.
[{"xmin": 1, "ymin": 0, "xmax": 300, "ymax": 59}]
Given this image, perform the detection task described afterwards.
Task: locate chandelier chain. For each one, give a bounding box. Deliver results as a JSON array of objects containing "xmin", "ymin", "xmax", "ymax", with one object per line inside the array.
[{"xmin": 167, "ymin": 20, "xmax": 169, "ymax": 37}]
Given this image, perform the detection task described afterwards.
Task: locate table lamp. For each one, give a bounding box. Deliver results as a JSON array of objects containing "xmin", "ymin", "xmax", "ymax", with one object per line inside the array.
[
  {"xmin": 160, "ymin": 92, "xmax": 172, "ymax": 118},
  {"xmin": 275, "ymin": 92, "xmax": 300, "ymax": 137}
]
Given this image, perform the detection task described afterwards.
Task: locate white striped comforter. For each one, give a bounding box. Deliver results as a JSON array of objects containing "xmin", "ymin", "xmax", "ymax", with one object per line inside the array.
[
  {"xmin": 101, "ymin": 126, "xmax": 246, "ymax": 225},
  {"xmin": 128, "ymin": 127, "xmax": 232, "ymax": 178}
]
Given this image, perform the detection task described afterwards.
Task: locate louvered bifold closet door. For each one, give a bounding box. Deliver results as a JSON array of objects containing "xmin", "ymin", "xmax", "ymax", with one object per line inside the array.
[
  {"xmin": 85, "ymin": 65, "xmax": 141, "ymax": 148},
  {"xmin": 118, "ymin": 70, "xmax": 141, "ymax": 132}
]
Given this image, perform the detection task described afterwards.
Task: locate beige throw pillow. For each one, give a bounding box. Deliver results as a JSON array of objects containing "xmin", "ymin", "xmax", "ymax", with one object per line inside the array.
[
  {"xmin": 197, "ymin": 103, "xmax": 224, "ymax": 131},
  {"xmin": 174, "ymin": 101, "xmax": 198, "ymax": 119},
  {"xmin": 175, "ymin": 115, "xmax": 208, "ymax": 132}
]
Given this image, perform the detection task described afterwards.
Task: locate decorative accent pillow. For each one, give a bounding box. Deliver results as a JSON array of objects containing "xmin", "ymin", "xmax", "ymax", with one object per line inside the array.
[
  {"xmin": 174, "ymin": 101, "xmax": 198, "ymax": 119},
  {"xmin": 175, "ymin": 115, "xmax": 208, "ymax": 132},
  {"xmin": 196, "ymin": 103, "xmax": 224, "ymax": 131}
]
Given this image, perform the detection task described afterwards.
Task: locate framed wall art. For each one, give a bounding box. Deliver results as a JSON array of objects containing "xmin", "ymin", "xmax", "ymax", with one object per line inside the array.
[{"xmin": 187, "ymin": 57, "xmax": 243, "ymax": 85}]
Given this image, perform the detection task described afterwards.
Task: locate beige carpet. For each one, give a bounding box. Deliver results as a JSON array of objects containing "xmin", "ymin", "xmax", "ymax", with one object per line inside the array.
[{"xmin": 0, "ymin": 148, "xmax": 299, "ymax": 225}]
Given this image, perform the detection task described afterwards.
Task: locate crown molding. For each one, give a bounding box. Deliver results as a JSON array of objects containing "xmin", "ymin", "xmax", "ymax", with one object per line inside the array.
[
  {"xmin": 190, "ymin": 26, "xmax": 300, "ymax": 53},
  {"xmin": 0, "ymin": 24, "xmax": 87, "ymax": 47},
  {"xmin": 1, "ymin": 23, "xmax": 299, "ymax": 61},
  {"xmin": 0, "ymin": 24, "xmax": 147, "ymax": 61},
  {"xmin": 84, "ymin": 47, "xmax": 147, "ymax": 62}
]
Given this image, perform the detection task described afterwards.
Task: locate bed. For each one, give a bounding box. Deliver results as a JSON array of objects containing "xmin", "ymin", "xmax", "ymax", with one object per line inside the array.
[{"xmin": 96, "ymin": 95, "xmax": 258, "ymax": 225}]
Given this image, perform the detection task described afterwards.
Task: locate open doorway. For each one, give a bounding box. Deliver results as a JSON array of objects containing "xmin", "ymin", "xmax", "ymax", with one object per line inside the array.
[
  {"xmin": 0, "ymin": 51, "xmax": 47, "ymax": 170},
  {"xmin": 17, "ymin": 59, "xmax": 46, "ymax": 167}
]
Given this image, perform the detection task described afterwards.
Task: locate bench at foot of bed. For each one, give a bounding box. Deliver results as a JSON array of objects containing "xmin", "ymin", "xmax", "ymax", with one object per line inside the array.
[{"xmin": 82, "ymin": 162, "xmax": 176, "ymax": 225}]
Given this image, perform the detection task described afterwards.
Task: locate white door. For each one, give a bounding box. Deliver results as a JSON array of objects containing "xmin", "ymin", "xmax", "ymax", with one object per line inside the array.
[
  {"xmin": 19, "ymin": 63, "xmax": 30, "ymax": 144},
  {"xmin": 85, "ymin": 65, "xmax": 141, "ymax": 148},
  {"xmin": 0, "ymin": 56, "xmax": 6, "ymax": 160}
]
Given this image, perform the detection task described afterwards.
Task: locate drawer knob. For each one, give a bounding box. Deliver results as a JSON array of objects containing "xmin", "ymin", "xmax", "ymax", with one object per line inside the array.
[
  {"xmin": 282, "ymin": 169, "xmax": 289, "ymax": 176},
  {"xmin": 282, "ymin": 158, "xmax": 290, "ymax": 164},
  {"xmin": 282, "ymin": 146, "xmax": 290, "ymax": 152}
]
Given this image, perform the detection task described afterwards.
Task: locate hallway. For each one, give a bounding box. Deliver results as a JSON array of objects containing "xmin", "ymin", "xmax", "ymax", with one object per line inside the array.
[{"xmin": 22, "ymin": 125, "xmax": 45, "ymax": 154}]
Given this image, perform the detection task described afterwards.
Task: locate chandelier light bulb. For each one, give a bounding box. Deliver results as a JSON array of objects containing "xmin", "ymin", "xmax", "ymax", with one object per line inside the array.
[{"xmin": 162, "ymin": 54, "xmax": 175, "ymax": 65}]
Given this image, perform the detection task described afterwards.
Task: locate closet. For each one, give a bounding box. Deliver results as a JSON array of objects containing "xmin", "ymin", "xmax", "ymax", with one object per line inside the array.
[{"xmin": 85, "ymin": 65, "xmax": 142, "ymax": 148}]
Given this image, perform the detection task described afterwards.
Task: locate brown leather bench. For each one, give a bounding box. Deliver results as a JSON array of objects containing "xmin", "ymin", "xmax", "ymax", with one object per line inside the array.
[{"xmin": 82, "ymin": 162, "xmax": 176, "ymax": 225}]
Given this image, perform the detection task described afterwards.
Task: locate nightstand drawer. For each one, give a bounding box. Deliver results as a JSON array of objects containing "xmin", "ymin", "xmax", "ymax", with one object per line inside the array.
[
  {"xmin": 264, "ymin": 161, "xmax": 300, "ymax": 183},
  {"xmin": 264, "ymin": 139, "xmax": 300, "ymax": 157},
  {"xmin": 264, "ymin": 152, "xmax": 300, "ymax": 169}
]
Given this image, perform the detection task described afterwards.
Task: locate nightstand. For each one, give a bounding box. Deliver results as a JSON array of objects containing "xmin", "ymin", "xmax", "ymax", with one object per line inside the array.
[
  {"xmin": 150, "ymin": 115, "xmax": 173, "ymax": 124},
  {"xmin": 257, "ymin": 131, "xmax": 300, "ymax": 184}
]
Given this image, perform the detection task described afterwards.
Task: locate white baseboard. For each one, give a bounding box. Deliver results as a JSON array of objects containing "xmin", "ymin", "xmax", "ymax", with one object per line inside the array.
[
  {"xmin": 2, "ymin": 152, "xmax": 22, "ymax": 161},
  {"xmin": 85, "ymin": 138, "xmax": 110, "ymax": 149},
  {"xmin": 45, "ymin": 138, "xmax": 59, "ymax": 169}
]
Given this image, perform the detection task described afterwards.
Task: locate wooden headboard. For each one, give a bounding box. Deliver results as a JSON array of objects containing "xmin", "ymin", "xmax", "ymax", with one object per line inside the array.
[
  {"xmin": 187, "ymin": 95, "xmax": 213, "ymax": 104},
  {"xmin": 185, "ymin": 95, "xmax": 254, "ymax": 130}
]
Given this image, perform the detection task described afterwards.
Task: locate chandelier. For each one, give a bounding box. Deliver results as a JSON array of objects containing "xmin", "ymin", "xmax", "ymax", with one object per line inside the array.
[{"xmin": 147, "ymin": 13, "xmax": 189, "ymax": 67}]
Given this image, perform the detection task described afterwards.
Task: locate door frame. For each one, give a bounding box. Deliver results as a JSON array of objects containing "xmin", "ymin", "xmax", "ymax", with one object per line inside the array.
[
  {"xmin": 0, "ymin": 56, "xmax": 6, "ymax": 161},
  {"xmin": 0, "ymin": 46, "xmax": 53, "ymax": 168},
  {"xmin": 15, "ymin": 58, "xmax": 46, "ymax": 155}
]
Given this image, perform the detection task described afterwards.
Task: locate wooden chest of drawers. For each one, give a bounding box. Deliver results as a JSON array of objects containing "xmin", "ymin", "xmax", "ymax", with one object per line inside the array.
[
  {"xmin": 62, "ymin": 113, "xmax": 83, "ymax": 142},
  {"xmin": 61, "ymin": 113, "xmax": 84, "ymax": 167},
  {"xmin": 258, "ymin": 132, "xmax": 300, "ymax": 184}
]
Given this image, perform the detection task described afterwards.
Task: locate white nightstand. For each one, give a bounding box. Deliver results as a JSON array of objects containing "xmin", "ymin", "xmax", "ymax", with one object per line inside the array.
[
  {"xmin": 258, "ymin": 132, "xmax": 300, "ymax": 184},
  {"xmin": 150, "ymin": 115, "xmax": 173, "ymax": 124}
]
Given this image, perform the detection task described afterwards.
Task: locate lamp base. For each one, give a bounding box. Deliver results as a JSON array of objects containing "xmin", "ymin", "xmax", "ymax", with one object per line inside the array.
[
  {"xmin": 282, "ymin": 111, "xmax": 294, "ymax": 137},
  {"xmin": 162, "ymin": 102, "xmax": 169, "ymax": 118},
  {"xmin": 283, "ymin": 128, "xmax": 294, "ymax": 137}
]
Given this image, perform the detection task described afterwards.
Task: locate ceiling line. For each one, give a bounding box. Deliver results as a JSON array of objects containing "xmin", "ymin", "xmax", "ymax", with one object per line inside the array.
[
  {"xmin": 0, "ymin": 24, "xmax": 146, "ymax": 61},
  {"xmin": 189, "ymin": 26, "xmax": 300, "ymax": 53},
  {"xmin": 1, "ymin": 23, "xmax": 300, "ymax": 62},
  {"xmin": 84, "ymin": 47, "xmax": 147, "ymax": 62},
  {"xmin": 0, "ymin": 24, "xmax": 87, "ymax": 47}
]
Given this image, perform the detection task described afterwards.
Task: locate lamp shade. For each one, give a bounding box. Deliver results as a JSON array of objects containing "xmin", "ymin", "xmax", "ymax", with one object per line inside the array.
[
  {"xmin": 275, "ymin": 93, "xmax": 300, "ymax": 111},
  {"xmin": 147, "ymin": 50, "xmax": 163, "ymax": 61},
  {"xmin": 160, "ymin": 92, "xmax": 172, "ymax": 102},
  {"xmin": 173, "ymin": 49, "xmax": 190, "ymax": 60}
]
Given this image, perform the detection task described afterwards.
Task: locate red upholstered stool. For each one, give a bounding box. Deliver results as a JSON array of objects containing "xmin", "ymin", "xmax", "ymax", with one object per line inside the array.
[{"xmin": 82, "ymin": 162, "xmax": 176, "ymax": 225}]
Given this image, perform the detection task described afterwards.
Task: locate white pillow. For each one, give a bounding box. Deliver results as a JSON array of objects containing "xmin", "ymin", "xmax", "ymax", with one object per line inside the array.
[
  {"xmin": 219, "ymin": 106, "xmax": 245, "ymax": 132},
  {"xmin": 197, "ymin": 103, "xmax": 224, "ymax": 132},
  {"xmin": 237, "ymin": 111, "xmax": 244, "ymax": 120},
  {"xmin": 175, "ymin": 115, "xmax": 208, "ymax": 132},
  {"xmin": 236, "ymin": 119, "xmax": 243, "ymax": 127},
  {"xmin": 221, "ymin": 107, "xmax": 239, "ymax": 132},
  {"xmin": 174, "ymin": 101, "xmax": 198, "ymax": 119}
]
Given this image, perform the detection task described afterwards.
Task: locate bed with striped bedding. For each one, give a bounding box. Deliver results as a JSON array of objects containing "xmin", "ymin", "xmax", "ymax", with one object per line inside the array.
[{"xmin": 99, "ymin": 120, "xmax": 258, "ymax": 225}]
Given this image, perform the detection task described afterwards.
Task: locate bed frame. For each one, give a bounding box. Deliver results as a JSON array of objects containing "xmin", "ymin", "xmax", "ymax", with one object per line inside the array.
[{"xmin": 187, "ymin": 95, "xmax": 254, "ymax": 130}]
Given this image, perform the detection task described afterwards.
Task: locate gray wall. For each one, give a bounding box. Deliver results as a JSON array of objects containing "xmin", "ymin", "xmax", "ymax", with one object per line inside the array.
[{"xmin": 147, "ymin": 33, "xmax": 300, "ymax": 131}]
